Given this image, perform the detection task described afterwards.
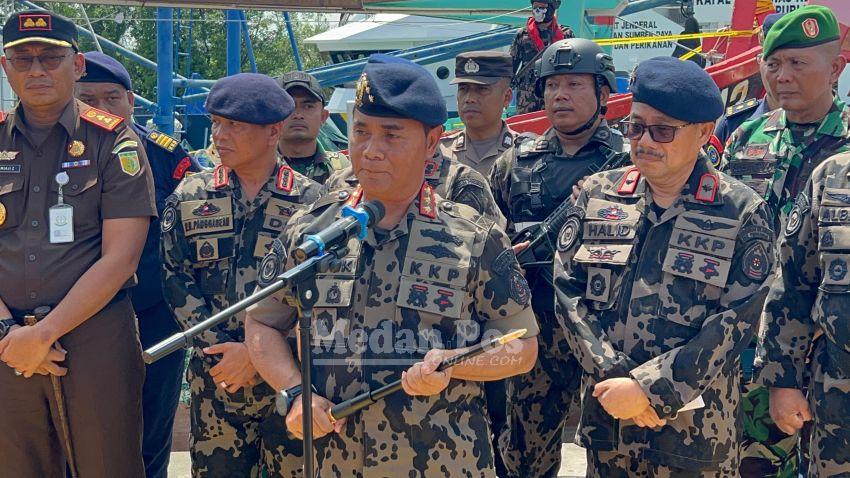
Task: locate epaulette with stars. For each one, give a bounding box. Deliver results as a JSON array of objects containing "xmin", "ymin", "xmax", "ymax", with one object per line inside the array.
[{"xmin": 80, "ymin": 106, "xmax": 124, "ymax": 132}]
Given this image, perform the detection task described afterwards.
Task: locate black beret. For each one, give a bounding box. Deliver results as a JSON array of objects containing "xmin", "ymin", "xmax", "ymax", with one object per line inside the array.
[
  {"xmin": 451, "ymin": 51, "xmax": 513, "ymax": 85},
  {"xmin": 79, "ymin": 51, "xmax": 132, "ymax": 90},
  {"xmin": 354, "ymin": 54, "xmax": 448, "ymax": 127},
  {"xmin": 629, "ymin": 56, "xmax": 723, "ymax": 123},
  {"xmin": 205, "ymin": 73, "xmax": 295, "ymax": 125},
  {"xmin": 2, "ymin": 10, "xmax": 78, "ymax": 50}
]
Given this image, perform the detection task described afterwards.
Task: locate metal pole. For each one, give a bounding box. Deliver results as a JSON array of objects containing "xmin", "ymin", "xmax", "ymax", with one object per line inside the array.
[
  {"xmin": 78, "ymin": 4, "xmax": 102, "ymax": 52},
  {"xmin": 239, "ymin": 10, "xmax": 257, "ymax": 73},
  {"xmin": 282, "ymin": 12, "xmax": 303, "ymax": 71},
  {"xmin": 226, "ymin": 10, "xmax": 242, "ymax": 76},
  {"xmin": 185, "ymin": 9, "xmax": 194, "ymax": 78},
  {"xmin": 156, "ymin": 7, "xmax": 175, "ymax": 135}
]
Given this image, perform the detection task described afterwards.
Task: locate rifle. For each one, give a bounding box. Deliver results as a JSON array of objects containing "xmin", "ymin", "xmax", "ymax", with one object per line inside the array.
[
  {"xmin": 511, "ymin": 48, "xmax": 546, "ymax": 90},
  {"xmin": 512, "ymin": 147, "xmax": 631, "ymax": 272}
]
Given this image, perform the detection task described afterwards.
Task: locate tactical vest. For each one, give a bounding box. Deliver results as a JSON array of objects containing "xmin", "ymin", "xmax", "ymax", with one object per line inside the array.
[{"xmin": 508, "ymin": 130, "xmax": 626, "ymax": 227}]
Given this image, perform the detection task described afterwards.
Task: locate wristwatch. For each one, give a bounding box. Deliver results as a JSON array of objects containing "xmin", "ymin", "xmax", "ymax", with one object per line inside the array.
[
  {"xmin": 276, "ymin": 384, "xmax": 316, "ymax": 416},
  {"xmin": 0, "ymin": 317, "xmax": 17, "ymax": 341}
]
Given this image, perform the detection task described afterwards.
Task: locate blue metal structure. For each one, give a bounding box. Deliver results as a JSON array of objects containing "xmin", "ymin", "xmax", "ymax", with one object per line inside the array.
[
  {"xmin": 155, "ymin": 7, "xmax": 175, "ymax": 134},
  {"xmin": 239, "ymin": 11, "xmax": 258, "ymax": 73},
  {"xmin": 226, "ymin": 10, "xmax": 242, "ymax": 76},
  {"xmin": 283, "ymin": 12, "xmax": 304, "ymax": 71}
]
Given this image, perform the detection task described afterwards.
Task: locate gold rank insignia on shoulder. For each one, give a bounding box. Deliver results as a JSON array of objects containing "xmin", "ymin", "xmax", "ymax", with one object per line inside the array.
[
  {"xmin": 355, "ymin": 72, "xmax": 373, "ymax": 107},
  {"xmin": 67, "ymin": 140, "xmax": 85, "ymax": 158},
  {"xmin": 80, "ymin": 107, "xmax": 124, "ymax": 132},
  {"xmin": 118, "ymin": 150, "xmax": 141, "ymax": 176},
  {"xmin": 148, "ymin": 131, "xmax": 179, "ymax": 152},
  {"xmin": 419, "ymin": 182, "xmax": 437, "ymax": 219},
  {"xmin": 0, "ymin": 202, "xmax": 6, "ymax": 226}
]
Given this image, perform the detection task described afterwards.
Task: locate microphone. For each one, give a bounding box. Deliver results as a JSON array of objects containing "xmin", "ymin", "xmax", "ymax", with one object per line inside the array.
[{"xmin": 294, "ymin": 200, "xmax": 385, "ymax": 262}]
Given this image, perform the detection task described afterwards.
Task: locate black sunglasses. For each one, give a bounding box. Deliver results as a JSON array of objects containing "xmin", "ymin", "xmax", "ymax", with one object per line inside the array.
[{"xmin": 620, "ymin": 120, "xmax": 694, "ymax": 144}]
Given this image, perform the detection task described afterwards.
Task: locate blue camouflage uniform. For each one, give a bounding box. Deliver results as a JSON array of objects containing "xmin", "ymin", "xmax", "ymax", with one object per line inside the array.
[{"xmin": 78, "ymin": 51, "xmax": 201, "ymax": 478}]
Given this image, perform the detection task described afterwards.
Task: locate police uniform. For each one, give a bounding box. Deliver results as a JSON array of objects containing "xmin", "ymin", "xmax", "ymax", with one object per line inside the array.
[
  {"xmin": 277, "ymin": 71, "xmax": 351, "ymax": 185},
  {"xmin": 77, "ymin": 50, "xmax": 202, "ymax": 478},
  {"xmin": 0, "ymin": 12, "xmax": 156, "ymax": 478},
  {"xmin": 247, "ymin": 55, "xmax": 539, "ymax": 477},
  {"xmin": 755, "ymin": 151, "xmax": 850, "ymax": 477},
  {"xmin": 510, "ymin": 0, "xmax": 574, "ymax": 115},
  {"xmin": 439, "ymin": 51, "xmax": 517, "ymax": 177},
  {"xmin": 718, "ymin": 8, "xmax": 848, "ymax": 476},
  {"xmin": 161, "ymin": 74, "xmax": 321, "ymax": 477},
  {"xmin": 555, "ymin": 56, "xmax": 775, "ymax": 477},
  {"xmin": 490, "ymin": 37, "xmax": 628, "ymax": 478}
]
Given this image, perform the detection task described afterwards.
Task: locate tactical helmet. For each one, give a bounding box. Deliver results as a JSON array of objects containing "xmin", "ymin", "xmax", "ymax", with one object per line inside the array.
[{"xmin": 534, "ymin": 38, "xmax": 617, "ymax": 98}]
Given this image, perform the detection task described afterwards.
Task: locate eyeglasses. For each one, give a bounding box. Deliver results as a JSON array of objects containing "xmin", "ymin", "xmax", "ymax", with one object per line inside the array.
[
  {"xmin": 6, "ymin": 53, "xmax": 70, "ymax": 72},
  {"xmin": 620, "ymin": 121, "xmax": 694, "ymax": 144}
]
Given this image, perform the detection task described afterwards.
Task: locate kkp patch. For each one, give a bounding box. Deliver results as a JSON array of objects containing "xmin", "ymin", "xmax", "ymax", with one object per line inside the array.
[{"xmin": 161, "ymin": 203, "xmax": 177, "ymax": 233}]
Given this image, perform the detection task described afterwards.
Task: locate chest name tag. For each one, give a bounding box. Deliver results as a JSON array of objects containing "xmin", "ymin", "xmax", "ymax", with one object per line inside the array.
[
  {"xmin": 180, "ymin": 198, "xmax": 233, "ymax": 236},
  {"xmin": 583, "ymin": 221, "xmax": 637, "ymax": 241},
  {"xmin": 49, "ymin": 204, "xmax": 74, "ymax": 243},
  {"xmin": 662, "ymin": 247, "xmax": 732, "ymax": 287},
  {"xmin": 819, "ymin": 207, "xmax": 850, "ymax": 224}
]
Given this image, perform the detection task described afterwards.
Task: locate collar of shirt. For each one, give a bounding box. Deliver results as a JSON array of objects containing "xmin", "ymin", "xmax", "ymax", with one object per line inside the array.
[
  {"xmin": 10, "ymin": 97, "xmax": 78, "ymax": 140},
  {"xmin": 763, "ymin": 96, "xmax": 848, "ymax": 138}
]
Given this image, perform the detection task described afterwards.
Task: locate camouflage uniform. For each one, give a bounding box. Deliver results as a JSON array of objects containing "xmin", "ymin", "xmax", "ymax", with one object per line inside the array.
[
  {"xmin": 247, "ymin": 182, "xmax": 540, "ymax": 477},
  {"xmin": 161, "ymin": 162, "xmax": 321, "ymax": 477},
  {"xmin": 437, "ymin": 122, "xmax": 516, "ymax": 177},
  {"xmin": 755, "ymin": 152, "xmax": 850, "ymax": 477},
  {"xmin": 721, "ymin": 96, "xmax": 850, "ymax": 477},
  {"xmin": 283, "ymin": 148, "xmax": 349, "ymax": 185},
  {"xmin": 489, "ymin": 124, "xmax": 628, "ymax": 478},
  {"xmin": 324, "ymin": 160, "xmax": 507, "ymax": 228},
  {"xmin": 555, "ymin": 156, "xmax": 775, "ymax": 475},
  {"xmin": 510, "ymin": 24, "xmax": 574, "ymax": 115}
]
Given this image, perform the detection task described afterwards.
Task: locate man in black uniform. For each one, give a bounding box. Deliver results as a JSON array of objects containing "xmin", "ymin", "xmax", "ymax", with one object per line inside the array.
[
  {"xmin": 75, "ymin": 51, "xmax": 201, "ymax": 478},
  {"xmin": 490, "ymin": 37, "xmax": 629, "ymax": 478}
]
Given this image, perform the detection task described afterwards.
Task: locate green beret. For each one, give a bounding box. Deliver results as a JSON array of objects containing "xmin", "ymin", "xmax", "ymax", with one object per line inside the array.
[{"xmin": 762, "ymin": 5, "xmax": 840, "ymax": 58}]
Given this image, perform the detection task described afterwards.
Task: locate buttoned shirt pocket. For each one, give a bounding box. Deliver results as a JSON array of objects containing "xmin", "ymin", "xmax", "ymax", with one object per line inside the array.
[
  {"xmin": 0, "ymin": 175, "xmax": 25, "ymax": 234},
  {"xmin": 311, "ymin": 277, "xmax": 355, "ymax": 350},
  {"xmin": 573, "ymin": 243, "xmax": 633, "ymax": 311},
  {"xmin": 191, "ymin": 234, "xmax": 235, "ymax": 296},
  {"xmin": 50, "ymin": 165, "xmax": 100, "ymax": 235}
]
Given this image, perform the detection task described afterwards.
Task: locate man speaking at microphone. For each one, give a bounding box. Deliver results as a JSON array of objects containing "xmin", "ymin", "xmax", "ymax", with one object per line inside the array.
[{"xmin": 245, "ymin": 55, "xmax": 539, "ymax": 477}]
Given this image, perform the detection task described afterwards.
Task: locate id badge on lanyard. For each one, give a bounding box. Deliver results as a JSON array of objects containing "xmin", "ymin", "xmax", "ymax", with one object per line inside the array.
[{"xmin": 49, "ymin": 171, "xmax": 73, "ymax": 244}]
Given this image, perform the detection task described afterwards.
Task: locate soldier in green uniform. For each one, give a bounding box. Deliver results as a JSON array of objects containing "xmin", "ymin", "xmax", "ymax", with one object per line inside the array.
[
  {"xmin": 719, "ymin": 7, "xmax": 848, "ymax": 476},
  {"xmin": 490, "ymin": 37, "xmax": 628, "ymax": 478},
  {"xmin": 245, "ymin": 54, "xmax": 539, "ymax": 478},
  {"xmin": 511, "ymin": 0, "xmax": 575, "ymax": 115},
  {"xmin": 440, "ymin": 51, "xmax": 516, "ymax": 177},
  {"xmin": 755, "ymin": 150, "xmax": 850, "ymax": 477},
  {"xmin": 276, "ymin": 71, "xmax": 349, "ymax": 185},
  {"xmin": 555, "ymin": 56, "xmax": 775, "ymax": 477},
  {"xmin": 161, "ymin": 73, "xmax": 321, "ymax": 477}
]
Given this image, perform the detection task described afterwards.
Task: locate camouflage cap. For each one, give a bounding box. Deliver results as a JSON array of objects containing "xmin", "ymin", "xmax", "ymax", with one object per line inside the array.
[{"xmin": 762, "ymin": 5, "xmax": 840, "ymax": 58}]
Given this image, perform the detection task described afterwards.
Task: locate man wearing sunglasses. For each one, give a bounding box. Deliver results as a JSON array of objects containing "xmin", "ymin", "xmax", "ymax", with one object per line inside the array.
[
  {"xmin": 554, "ymin": 56, "xmax": 775, "ymax": 476},
  {"xmin": 720, "ymin": 7, "xmax": 848, "ymax": 477},
  {"xmin": 490, "ymin": 37, "xmax": 628, "ymax": 478},
  {"xmin": 0, "ymin": 10, "xmax": 155, "ymax": 478}
]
